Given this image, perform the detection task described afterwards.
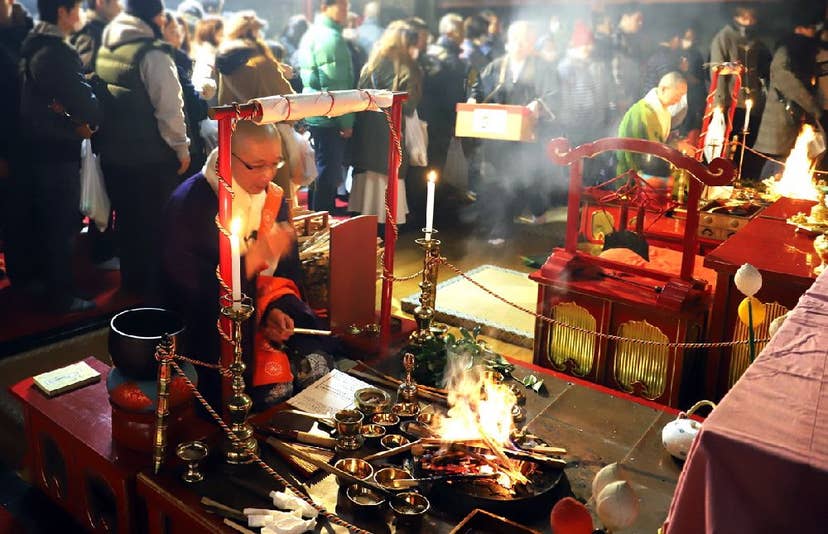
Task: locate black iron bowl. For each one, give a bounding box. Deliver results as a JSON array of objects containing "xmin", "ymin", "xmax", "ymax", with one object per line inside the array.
[{"xmin": 108, "ymin": 308, "xmax": 185, "ymax": 380}]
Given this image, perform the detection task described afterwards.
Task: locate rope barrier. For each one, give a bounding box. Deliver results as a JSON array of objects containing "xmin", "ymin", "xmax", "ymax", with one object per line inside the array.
[
  {"xmin": 436, "ymin": 258, "xmax": 770, "ymax": 348},
  {"xmin": 735, "ymin": 140, "xmax": 828, "ymax": 176},
  {"xmin": 166, "ymin": 359, "xmax": 373, "ymax": 534}
]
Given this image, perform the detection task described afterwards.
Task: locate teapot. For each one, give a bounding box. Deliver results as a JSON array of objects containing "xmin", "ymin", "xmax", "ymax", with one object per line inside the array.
[{"xmin": 661, "ymin": 400, "xmax": 716, "ymax": 460}]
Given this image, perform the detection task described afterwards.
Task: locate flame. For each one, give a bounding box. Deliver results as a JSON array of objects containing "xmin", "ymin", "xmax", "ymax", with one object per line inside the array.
[
  {"xmin": 766, "ymin": 125, "xmax": 819, "ymax": 201},
  {"xmin": 437, "ymin": 359, "xmax": 527, "ymax": 486}
]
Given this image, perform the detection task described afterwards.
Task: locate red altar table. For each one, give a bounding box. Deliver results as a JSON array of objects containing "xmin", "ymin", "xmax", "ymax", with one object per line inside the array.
[
  {"xmin": 703, "ymin": 208, "xmax": 820, "ymax": 399},
  {"xmin": 10, "ymin": 357, "xmax": 213, "ymax": 533},
  {"xmin": 664, "ymin": 270, "xmax": 828, "ymax": 533}
]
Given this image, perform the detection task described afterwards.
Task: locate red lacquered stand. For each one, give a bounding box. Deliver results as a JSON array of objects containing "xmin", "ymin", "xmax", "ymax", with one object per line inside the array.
[{"xmin": 531, "ymin": 138, "xmax": 734, "ymax": 406}]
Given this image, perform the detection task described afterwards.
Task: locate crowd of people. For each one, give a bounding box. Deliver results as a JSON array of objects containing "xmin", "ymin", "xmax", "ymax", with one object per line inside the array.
[{"xmin": 0, "ymin": 0, "xmax": 827, "ymax": 403}]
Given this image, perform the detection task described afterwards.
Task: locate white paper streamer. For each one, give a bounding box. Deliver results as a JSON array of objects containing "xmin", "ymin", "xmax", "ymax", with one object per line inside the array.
[
  {"xmin": 269, "ymin": 489, "xmax": 319, "ymax": 519},
  {"xmin": 252, "ymin": 90, "xmax": 395, "ymax": 125}
]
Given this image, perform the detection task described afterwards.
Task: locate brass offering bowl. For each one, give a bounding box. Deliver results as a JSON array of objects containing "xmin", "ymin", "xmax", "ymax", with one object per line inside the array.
[
  {"xmin": 334, "ymin": 458, "xmax": 373, "ymax": 486},
  {"xmin": 361, "ymin": 423, "xmax": 387, "ymax": 442},
  {"xmin": 371, "ymin": 412, "xmax": 400, "ymax": 430},
  {"xmin": 416, "ymin": 412, "xmax": 439, "ymax": 428},
  {"xmin": 380, "ymin": 434, "xmax": 410, "ymax": 450},
  {"xmin": 374, "ymin": 466, "xmax": 412, "ymax": 492},
  {"xmin": 391, "ymin": 402, "xmax": 420, "ymax": 419},
  {"xmin": 389, "ymin": 491, "xmax": 430, "ymax": 520},
  {"xmin": 354, "ymin": 387, "xmax": 392, "ymax": 415},
  {"xmin": 346, "ymin": 485, "xmax": 386, "ymax": 510}
]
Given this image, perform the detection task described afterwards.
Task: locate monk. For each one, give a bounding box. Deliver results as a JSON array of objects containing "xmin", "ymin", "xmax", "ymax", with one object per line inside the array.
[{"xmin": 161, "ymin": 121, "xmax": 337, "ymax": 410}]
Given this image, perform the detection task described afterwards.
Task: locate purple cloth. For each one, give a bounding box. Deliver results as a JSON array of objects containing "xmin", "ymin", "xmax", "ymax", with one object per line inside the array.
[{"xmin": 664, "ymin": 271, "xmax": 828, "ymax": 533}]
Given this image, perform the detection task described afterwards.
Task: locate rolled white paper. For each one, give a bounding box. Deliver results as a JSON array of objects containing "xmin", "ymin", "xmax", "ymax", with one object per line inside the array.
[{"xmin": 253, "ymin": 90, "xmax": 395, "ymax": 125}]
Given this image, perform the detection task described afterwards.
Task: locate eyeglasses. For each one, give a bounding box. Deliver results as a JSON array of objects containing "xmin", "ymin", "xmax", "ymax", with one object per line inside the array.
[{"xmin": 232, "ymin": 152, "xmax": 285, "ymax": 173}]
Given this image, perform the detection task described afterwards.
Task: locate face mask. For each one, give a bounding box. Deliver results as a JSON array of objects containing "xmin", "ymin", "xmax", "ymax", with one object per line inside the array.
[
  {"xmin": 681, "ymin": 39, "xmax": 693, "ymax": 50},
  {"xmin": 735, "ymin": 22, "xmax": 755, "ymax": 38}
]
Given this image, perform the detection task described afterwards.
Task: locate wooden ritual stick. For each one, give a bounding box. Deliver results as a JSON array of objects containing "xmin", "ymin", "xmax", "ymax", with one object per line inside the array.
[
  {"xmin": 201, "ymin": 497, "xmax": 247, "ymax": 523},
  {"xmin": 292, "ymin": 328, "xmax": 332, "ymax": 336},
  {"xmin": 224, "ymin": 518, "xmax": 256, "ymax": 534},
  {"xmin": 522, "ymin": 445, "xmax": 567, "ymax": 456},
  {"xmin": 362, "ymin": 439, "xmax": 422, "ymax": 461}
]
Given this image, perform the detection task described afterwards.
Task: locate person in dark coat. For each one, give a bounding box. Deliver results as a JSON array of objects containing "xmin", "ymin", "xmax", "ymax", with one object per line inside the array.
[
  {"xmin": 0, "ymin": 0, "xmax": 33, "ymax": 280},
  {"xmin": 162, "ymin": 122, "xmax": 337, "ymax": 410},
  {"xmin": 470, "ymin": 21, "xmax": 560, "ymax": 242},
  {"xmin": 754, "ymin": 21, "xmax": 822, "ymax": 177},
  {"xmin": 709, "ymin": 6, "xmax": 771, "ymax": 180},
  {"xmin": 162, "ymin": 10, "xmax": 207, "ymax": 177},
  {"xmin": 95, "ymin": 0, "xmax": 190, "ymax": 301},
  {"xmin": 69, "ymin": 0, "xmax": 121, "ymax": 73},
  {"xmin": 348, "ymin": 20, "xmax": 423, "ymax": 231},
  {"xmin": 8, "ymin": 0, "xmax": 101, "ymax": 311},
  {"xmin": 460, "ymin": 14, "xmax": 489, "ymax": 78}
]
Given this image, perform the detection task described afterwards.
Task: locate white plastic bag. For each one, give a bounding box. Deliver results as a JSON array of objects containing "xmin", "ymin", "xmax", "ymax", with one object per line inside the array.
[
  {"xmin": 703, "ymin": 106, "xmax": 725, "ymax": 163},
  {"xmin": 79, "ymin": 139, "xmax": 110, "ymax": 232},
  {"xmin": 404, "ymin": 110, "xmax": 428, "ymax": 167},
  {"xmin": 293, "ymin": 129, "xmax": 317, "ymax": 186},
  {"xmin": 442, "ymin": 137, "xmax": 468, "ymax": 191}
]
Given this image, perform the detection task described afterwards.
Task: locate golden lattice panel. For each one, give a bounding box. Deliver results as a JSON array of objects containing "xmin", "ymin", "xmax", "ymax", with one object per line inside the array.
[
  {"xmin": 614, "ymin": 320, "xmax": 670, "ymax": 400},
  {"xmin": 546, "ymin": 302, "xmax": 597, "ymax": 376},
  {"xmin": 728, "ymin": 302, "xmax": 789, "ymax": 388}
]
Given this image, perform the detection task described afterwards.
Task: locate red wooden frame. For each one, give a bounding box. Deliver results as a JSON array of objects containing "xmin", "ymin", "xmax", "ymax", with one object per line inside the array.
[
  {"xmin": 546, "ymin": 137, "xmax": 734, "ymax": 286},
  {"xmin": 208, "ymin": 94, "xmax": 407, "ymax": 402}
]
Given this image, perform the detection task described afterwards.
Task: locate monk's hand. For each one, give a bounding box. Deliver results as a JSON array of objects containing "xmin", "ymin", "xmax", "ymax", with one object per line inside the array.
[
  {"xmin": 262, "ymin": 308, "xmax": 295, "ymax": 344},
  {"xmin": 245, "ymin": 223, "xmax": 296, "ymax": 279}
]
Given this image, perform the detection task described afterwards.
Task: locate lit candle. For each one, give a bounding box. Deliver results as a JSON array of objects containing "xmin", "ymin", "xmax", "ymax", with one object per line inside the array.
[
  {"xmin": 230, "ymin": 218, "xmax": 241, "ymax": 310},
  {"xmin": 743, "ymin": 98, "xmax": 753, "ymax": 133},
  {"xmin": 425, "ymin": 170, "xmax": 437, "ymax": 240}
]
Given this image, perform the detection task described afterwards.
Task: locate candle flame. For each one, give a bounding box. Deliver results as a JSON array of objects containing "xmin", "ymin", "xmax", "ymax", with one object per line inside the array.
[
  {"xmin": 230, "ymin": 217, "xmax": 242, "ymax": 236},
  {"xmin": 427, "ymin": 170, "xmax": 437, "ymax": 183}
]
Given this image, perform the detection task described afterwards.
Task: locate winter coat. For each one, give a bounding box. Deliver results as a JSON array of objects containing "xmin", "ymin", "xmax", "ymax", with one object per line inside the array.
[
  {"xmin": 297, "ymin": 13, "xmax": 355, "ymax": 130},
  {"xmin": 96, "ymin": 13, "xmax": 189, "ymax": 163},
  {"xmin": 420, "ymin": 36, "xmax": 469, "ymax": 163},
  {"xmin": 215, "ymin": 38, "xmax": 292, "ymax": 105},
  {"xmin": 350, "ymin": 56, "xmax": 422, "ymax": 176},
  {"xmin": 557, "ymin": 52, "xmax": 611, "ymax": 143},
  {"xmin": 471, "ymin": 54, "xmax": 559, "ymax": 117},
  {"xmin": 18, "ymin": 22, "xmax": 101, "ymax": 162},
  {"xmin": 709, "ymin": 23, "xmax": 771, "ymax": 110},
  {"xmin": 611, "ymin": 30, "xmax": 645, "ymax": 113},
  {"xmin": 0, "ymin": 3, "xmax": 33, "ymax": 161},
  {"xmin": 69, "ymin": 14, "xmax": 106, "ymax": 74},
  {"xmin": 754, "ymin": 35, "xmax": 821, "ymax": 156},
  {"xmin": 171, "ymin": 47, "xmax": 208, "ymax": 172}
]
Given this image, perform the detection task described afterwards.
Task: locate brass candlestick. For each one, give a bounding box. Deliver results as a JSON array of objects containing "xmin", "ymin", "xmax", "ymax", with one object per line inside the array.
[
  {"xmin": 409, "ymin": 229, "xmax": 440, "ymax": 346},
  {"xmin": 153, "ymin": 333, "xmax": 175, "ymax": 474},
  {"xmin": 220, "ymin": 296, "xmax": 258, "ymax": 464}
]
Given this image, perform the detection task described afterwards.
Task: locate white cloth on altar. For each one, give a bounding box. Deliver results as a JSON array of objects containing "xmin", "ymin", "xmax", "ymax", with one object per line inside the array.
[{"xmin": 348, "ymin": 170, "xmax": 408, "ymax": 224}]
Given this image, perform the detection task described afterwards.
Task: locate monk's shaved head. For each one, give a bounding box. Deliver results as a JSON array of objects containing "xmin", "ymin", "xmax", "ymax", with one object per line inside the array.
[{"xmin": 231, "ymin": 121, "xmax": 281, "ymax": 152}]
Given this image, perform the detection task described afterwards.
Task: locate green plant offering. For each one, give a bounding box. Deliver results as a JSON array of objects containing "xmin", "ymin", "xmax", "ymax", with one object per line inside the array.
[{"xmin": 485, "ymin": 354, "xmax": 547, "ymax": 395}]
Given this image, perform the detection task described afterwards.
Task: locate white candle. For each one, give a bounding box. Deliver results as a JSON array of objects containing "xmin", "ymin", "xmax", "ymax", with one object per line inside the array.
[
  {"xmin": 743, "ymin": 98, "xmax": 753, "ymax": 133},
  {"xmin": 230, "ymin": 218, "xmax": 241, "ymax": 310},
  {"xmin": 425, "ymin": 170, "xmax": 437, "ymax": 240}
]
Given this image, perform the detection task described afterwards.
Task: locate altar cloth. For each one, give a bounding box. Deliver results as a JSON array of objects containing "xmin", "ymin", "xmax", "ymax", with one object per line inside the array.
[{"xmin": 664, "ymin": 270, "xmax": 828, "ymax": 533}]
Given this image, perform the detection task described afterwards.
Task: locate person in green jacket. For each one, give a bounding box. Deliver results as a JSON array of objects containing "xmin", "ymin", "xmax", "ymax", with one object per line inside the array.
[
  {"xmin": 616, "ymin": 71, "xmax": 688, "ymax": 177},
  {"xmin": 296, "ymin": 0, "xmax": 353, "ymax": 213}
]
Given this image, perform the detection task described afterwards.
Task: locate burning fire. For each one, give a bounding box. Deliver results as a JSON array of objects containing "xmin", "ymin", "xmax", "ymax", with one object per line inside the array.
[
  {"xmin": 436, "ymin": 359, "xmax": 527, "ymax": 487},
  {"xmin": 765, "ymin": 124, "xmax": 819, "ymax": 201}
]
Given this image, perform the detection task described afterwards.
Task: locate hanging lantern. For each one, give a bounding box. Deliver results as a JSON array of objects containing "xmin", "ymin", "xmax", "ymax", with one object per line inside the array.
[
  {"xmin": 738, "ymin": 297, "xmax": 766, "ymax": 326},
  {"xmin": 734, "ymin": 263, "xmax": 762, "ymax": 297}
]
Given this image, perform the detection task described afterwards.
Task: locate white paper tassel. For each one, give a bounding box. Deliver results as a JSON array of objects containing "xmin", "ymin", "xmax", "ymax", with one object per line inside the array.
[{"xmin": 270, "ymin": 489, "xmax": 319, "ymax": 519}]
